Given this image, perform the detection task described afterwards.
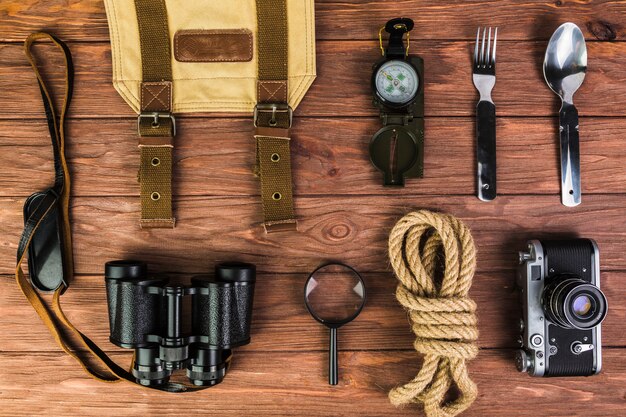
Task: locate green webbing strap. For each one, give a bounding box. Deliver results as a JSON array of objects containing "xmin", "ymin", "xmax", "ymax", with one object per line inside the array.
[
  {"xmin": 135, "ymin": 0, "xmax": 171, "ymax": 81},
  {"xmin": 256, "ymin": 0, "xmax": 288, "ymax": 82},
  {"xmin": 134, "ymin": 0, "xmax": 175, "ymax": 228},
  {"xmin": 255, "ymin": 0, "xmax": 297, "ymax": 232}
]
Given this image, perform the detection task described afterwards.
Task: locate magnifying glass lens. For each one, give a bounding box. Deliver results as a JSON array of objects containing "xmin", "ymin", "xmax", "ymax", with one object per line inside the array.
[{"xmin": 305, "ymin": 264, "xmax": 365, "ymax": 324}]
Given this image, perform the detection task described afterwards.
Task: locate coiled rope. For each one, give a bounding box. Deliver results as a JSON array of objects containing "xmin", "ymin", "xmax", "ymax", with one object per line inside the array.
[{"xmin": 388, "ymin": 210, "xmax": 478, "ymax": 417}]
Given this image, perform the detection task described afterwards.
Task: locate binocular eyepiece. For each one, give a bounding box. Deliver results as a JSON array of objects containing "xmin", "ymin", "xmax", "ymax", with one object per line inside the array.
[{"xmin": 105, "ymin": 260, "xmax": 255, "ymax": 387}]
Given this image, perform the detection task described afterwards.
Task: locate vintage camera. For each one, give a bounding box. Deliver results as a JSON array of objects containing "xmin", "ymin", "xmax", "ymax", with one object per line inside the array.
[
  {"xmin": 516, "ymin": 239, "xmax": 607, "ymax": 377},
  {"xmin": 105, "ymin": 260, "xmax": 255, "ymax": 387}
]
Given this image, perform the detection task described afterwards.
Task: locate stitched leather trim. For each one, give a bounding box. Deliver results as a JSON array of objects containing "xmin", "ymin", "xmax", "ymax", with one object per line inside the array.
[
  {"xmin": 141, "ymin": 81, "xmax": 172, "ymax": 112},
  {"xmin": 258, "ymin": 80, "xmax": 288, "ymax": 103},
  {"xmin": 264, "ymin": 219, "xmax": 298, "ymax": 233},
  {"xmin": 174, "ymin": 29, "xmax": 253, "ymax": 63},
  {"xmin": 255, "ymin": 127, "xmax": 289, "ymax": 138}
]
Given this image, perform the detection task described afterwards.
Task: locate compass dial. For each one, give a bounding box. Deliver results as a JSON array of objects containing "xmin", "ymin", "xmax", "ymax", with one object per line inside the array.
[{"xmin": 375, "ymin": 60, "xmax": 419, "ymax": 105}]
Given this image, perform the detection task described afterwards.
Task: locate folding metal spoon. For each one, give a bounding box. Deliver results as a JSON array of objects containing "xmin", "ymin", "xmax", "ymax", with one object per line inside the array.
[{"xmin": 543, "ymin": 22, "xmax": 587, "ymax": 207}]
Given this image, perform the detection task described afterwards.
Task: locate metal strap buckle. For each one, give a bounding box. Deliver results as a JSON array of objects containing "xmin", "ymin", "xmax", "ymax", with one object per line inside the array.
[
  {"xmin": 137, "ymin": 112, "xmax": 177, "ymax": 136},
  {"xmin": 254, "ymin": 104, "xmax": 293, "ymax": 128}
]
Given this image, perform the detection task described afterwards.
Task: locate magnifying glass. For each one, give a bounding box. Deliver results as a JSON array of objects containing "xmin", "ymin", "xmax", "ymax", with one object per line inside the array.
[{"xmin": 304, "ymin": 263, "xmax": 366, "ymax": 385}]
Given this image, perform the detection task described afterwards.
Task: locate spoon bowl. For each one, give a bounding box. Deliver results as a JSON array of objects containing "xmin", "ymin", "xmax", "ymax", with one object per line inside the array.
[{"xmin": 543, "ymin": 22, "xmax": 587, "ymax": 104}]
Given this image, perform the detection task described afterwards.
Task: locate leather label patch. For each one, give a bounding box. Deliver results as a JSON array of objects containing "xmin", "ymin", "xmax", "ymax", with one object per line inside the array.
[{"xmin": 174, "ymin": 29, "xmax": 253, "ymax": 63}]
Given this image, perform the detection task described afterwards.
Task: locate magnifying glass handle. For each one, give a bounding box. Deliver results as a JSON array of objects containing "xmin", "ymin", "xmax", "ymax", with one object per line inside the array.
[{"xmin": 329, "ymin": 328, "xmax": 338, "ymax": 385}]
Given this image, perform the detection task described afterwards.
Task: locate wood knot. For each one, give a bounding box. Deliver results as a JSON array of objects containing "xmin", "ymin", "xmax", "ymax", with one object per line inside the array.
[
  {"xmin": 321, "ymin": 219, "xmax": 356, "ymax": 242},
  {"xmin": 587, "ymin": 21, "xmax": 617, "ymax": 41}
]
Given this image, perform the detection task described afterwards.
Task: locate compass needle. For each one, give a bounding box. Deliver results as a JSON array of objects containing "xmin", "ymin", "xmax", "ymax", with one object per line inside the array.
[{"xmin": 382, "ymin": 70, "xmax": 394, "ymax": 81}]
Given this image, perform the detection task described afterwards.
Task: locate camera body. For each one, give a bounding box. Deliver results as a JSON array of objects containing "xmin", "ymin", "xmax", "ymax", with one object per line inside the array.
[
  {"xmin": 105, "ymin": 260, "xmax": 255, "ymax": 387},
  {"xmin": 516, "ymin": 239, "xmax": 607, "ymax": 377}
]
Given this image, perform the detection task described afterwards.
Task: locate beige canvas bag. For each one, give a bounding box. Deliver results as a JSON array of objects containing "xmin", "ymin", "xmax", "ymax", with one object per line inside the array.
[{"xmin": 104, "ymin": 0, "xmax": 316, "ymax": 231}]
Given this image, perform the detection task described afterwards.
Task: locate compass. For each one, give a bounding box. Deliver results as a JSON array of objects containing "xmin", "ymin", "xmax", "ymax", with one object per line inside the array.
[
  {"xmin": 370, "ymin": 18, "xmax": 425, "ymax": 186},
  {"xmin": 374, "ymin": 60, "xmax": 419, "ymax": 105}
]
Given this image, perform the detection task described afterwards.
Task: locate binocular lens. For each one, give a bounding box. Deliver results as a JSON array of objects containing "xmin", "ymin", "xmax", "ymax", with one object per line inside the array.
[
  {"xmin": 133, "ymin": 347, "xmax": 170, "ymax": 387},
  {"xmin": 105, "ymin": 260, "xmax": 147, "ymax": 280},
  {"xmin": 186, "ymin": 348, "xmax": 230, "ymax": 386},
  {"xmin": 544, "ymin": 277, "xmax": 607, "ymax": 330},
  {"xmin": 214, "ymin": 262, "xmax": 256, "ymax": 283}
]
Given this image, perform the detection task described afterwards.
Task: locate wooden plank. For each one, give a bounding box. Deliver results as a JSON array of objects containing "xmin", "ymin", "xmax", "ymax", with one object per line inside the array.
[
  {"xmin": 2, "ymin": 40, "xmax": 626, "ymax": 119},
  {"xmin": 0, "ymin": 350, "xmax": 624, "ymax": 417},
  {"xmin": 1, "ymin": 270, "xmax": 624, "ymax": 353},
  {"xmin": 1, "ymin": 117, "xmax": 624, "ymax": 198},
  {"xmin": 2, "ymin": 195, "xmax": 626, "ymax": 275},
  {"xmin": 0, "ymin": 0, "xmax": 624, "ymax": 42}
]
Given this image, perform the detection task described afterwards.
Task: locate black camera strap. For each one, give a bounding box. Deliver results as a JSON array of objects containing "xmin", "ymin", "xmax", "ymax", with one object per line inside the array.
[{"xmin": 16, "ymin": 32, "xmax": 224, "ymax": 392}]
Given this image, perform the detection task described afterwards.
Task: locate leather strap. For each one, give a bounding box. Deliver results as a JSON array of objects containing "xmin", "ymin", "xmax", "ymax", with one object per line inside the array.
[
  {"xmin": 255, "ymin": 0, "xmax": 297, "ymax": 232},
  {"xmin": 19, "ymin": 31, "xmax": 128, "ymax": 384},
  {"xmin": 18, "ymin": 32, "xmax": 219, "ymax": 392},
  {"xmin": 134, "ymin": 0, "xmax": 175, "ymax": 228}
]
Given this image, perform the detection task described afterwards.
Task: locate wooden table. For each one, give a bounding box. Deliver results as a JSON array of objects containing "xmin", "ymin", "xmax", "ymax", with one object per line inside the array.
[{"xmin": 1, "ymin": 1, "xmax": 625, "ymax": 416}]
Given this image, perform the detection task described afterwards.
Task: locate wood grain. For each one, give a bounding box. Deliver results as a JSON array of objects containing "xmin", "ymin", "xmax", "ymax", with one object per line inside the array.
[
  {"xmin": 2, "ymin": 1, "xmax": 626, "ymax": 416},
  {"xmin": 1, "ymin": 270, "xmax": 625, "ymax": 353},
  {"xmin": 2, "ymin": 40, "xmax": 626, "ymax": 119},
  {"xmin": 1, "ymin": 195, "xmax": 626, "ymax": 276},
  {"xmin": 0, "ymin": 0, "xmax": 624, "ymax": 42},
  {"xmin": 1, "ymin": 117, "xmax": 625, "ymax": 198},
  {"xmin": 0, "ymin": 350, "xmax": 624, "ymax": 417}
]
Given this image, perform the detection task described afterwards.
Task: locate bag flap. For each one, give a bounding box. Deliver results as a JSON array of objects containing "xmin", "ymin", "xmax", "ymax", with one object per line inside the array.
[{"xmin": 104, "ymin": 0, "xmax": 316, "ymax": 113}]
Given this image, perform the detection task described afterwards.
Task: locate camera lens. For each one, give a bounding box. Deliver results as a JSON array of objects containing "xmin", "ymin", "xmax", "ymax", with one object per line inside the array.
[
  {"xmin": 572, "ymin": 294, "xmax": 593, "ymax": 318},
  {"xmin": 543, "ymin": 276, "xmax": 607, "ymax": 330}
]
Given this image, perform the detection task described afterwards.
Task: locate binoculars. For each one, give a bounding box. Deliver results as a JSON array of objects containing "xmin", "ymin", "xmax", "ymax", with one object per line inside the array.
[{"xmin": 105, "ymin": 260, "xmax": 255, "ymax": 387}]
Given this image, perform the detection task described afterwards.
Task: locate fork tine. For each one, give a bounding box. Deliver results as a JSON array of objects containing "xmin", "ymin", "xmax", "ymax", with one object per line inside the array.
[
  {"xmin": 480, "ymin": 27, "xmax": 487, "ymax": 67},
  {"xmin": 486, "ymin": 27, "xmax": 492, "ymax": 67},
  {"xmin": 474, "ymin": 28, "xmax": 480, "ymax": 65},
  {"xmin": 492, "ymin": 27, "xmax": 498, "ymax": 65}
]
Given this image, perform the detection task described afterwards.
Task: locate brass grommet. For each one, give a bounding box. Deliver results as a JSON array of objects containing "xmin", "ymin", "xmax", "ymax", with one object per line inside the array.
[
  {"xmin": 271, "ymin": 153, "xmax": 280, "ymax": 162},
  {"xmin": 151, "ymin": 192, "xmax": 161, "ymax": 201},
  {"xmin": 272, "ymin": 192, "xmax": 282, "ymax": 201},
  {"xmin": 151, "ymin": 157, "xmax": 161, "ymax": 166},
  {"xmin": 151, "ymin": 121, "xmax": 160, "ymax": 128}
]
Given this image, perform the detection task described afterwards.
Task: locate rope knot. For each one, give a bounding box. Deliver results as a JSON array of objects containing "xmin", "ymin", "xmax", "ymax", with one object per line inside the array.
[{"xmin": 388, "ymin": 210, "xmax": 479, "ymax": 417}]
